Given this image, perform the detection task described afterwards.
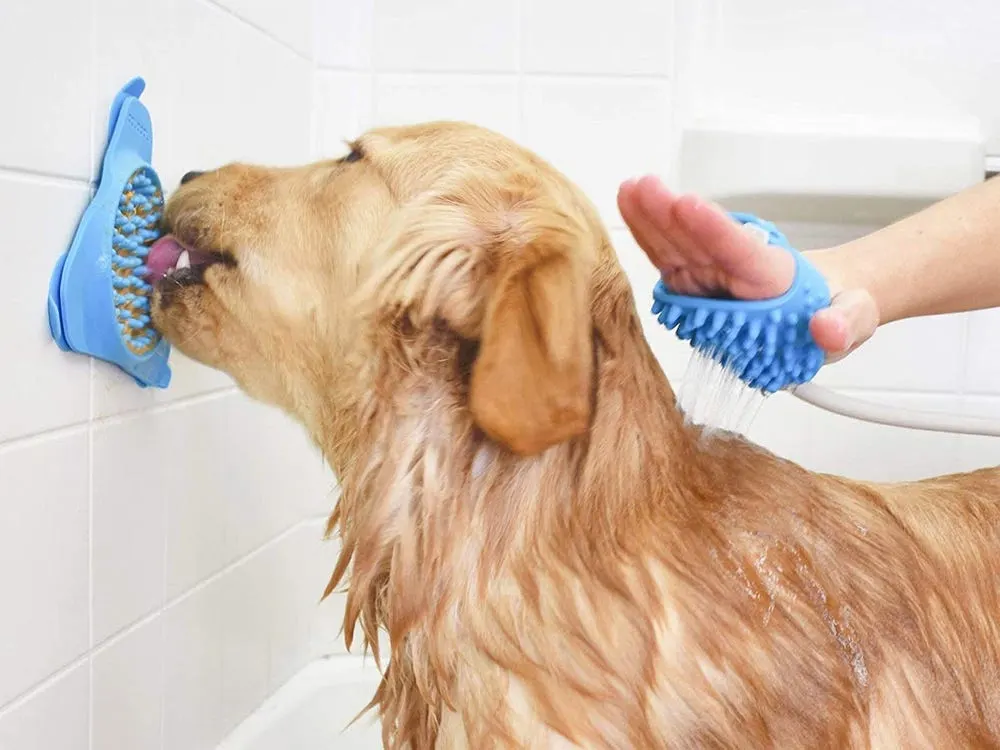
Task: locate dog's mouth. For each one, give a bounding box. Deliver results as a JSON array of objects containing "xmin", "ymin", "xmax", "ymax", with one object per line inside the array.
[{"xmin": 146, "ymin": 235, "xmax": 234, "ymax": 286}]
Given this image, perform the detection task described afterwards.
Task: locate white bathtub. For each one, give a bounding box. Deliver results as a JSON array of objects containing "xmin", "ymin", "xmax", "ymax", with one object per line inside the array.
[{"xmin": 218, "ymin": 656, "xmax": 385, "ymax": 750}]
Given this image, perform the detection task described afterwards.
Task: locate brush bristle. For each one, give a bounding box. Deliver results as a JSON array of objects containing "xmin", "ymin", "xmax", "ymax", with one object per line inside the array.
[
  {"xmin": 112, "ymin": 167, "xmax": 163, "ymax": 355},
  {"xmin": 652, "ymin": 288, "xmax": 826, "ymax": 393}
]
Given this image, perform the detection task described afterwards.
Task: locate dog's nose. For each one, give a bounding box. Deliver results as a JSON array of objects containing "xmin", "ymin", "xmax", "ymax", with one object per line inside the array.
[{"xmin": 180, "ymin": 171, "xmax": 204, "ymax": 185}]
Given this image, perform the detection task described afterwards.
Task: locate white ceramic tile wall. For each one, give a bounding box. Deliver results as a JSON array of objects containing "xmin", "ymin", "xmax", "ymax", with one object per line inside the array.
[
  {"xmin": 372, "ymin": 0, "xmax": 519, "ymax": 73},
  {"xmin": 687, "ymin": 0, "xmax": 1000, "ymax": 154},
  {"xmin": 375, "ymin": 74, "xmax": 521, "ymax": 140},
  {"xmin": 0, "ymin": 664, "xmax": 90, "ymax": 750},
  {"xmin": 0, "ymin": 0, "xmax": 337, "ymax": 748}
]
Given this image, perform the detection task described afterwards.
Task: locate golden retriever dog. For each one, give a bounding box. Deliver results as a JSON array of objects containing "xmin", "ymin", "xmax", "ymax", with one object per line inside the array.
[{"xmin": 149, "ymin": 122, "xmax": 1000, "ymax": 748}]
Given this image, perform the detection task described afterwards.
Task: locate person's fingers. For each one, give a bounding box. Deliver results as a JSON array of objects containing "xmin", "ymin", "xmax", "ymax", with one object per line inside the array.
[
  {"xmin": 630, "ymin": 175, "xmax": 681, "ymax": 240},
  {"xmin": 810, "ymin": 288, "xmax": 879, "ymax": 361},
  {"xmin": 621, "ymin": 177, "xmax": 803, "ymax": 300},
  {"xmin": 617, "ymin": 176, "xmax": 683, "ymax": 273},
  {"xmin": 617, "ymin": 179, "xmax": 663, "ymax": 265},
  {"xmin": 671, "ymin": 194, "xmax": 753, "ymax": 268},
  {"xmin": 628, "ymin": 178, "xmax": 712, "ymax": 270},
  {"xmin": 672, "ymin": 194, "xmax": 795, "ymax": 300},
  {"xmin": 664, "ymin": 193, "xmax": 720, "ymax": 267}
]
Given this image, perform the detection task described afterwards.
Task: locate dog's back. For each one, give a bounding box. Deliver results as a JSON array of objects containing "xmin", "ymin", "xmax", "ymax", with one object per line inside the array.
[{"xmin": 678, "ymin": 433, "xmax": 1000, "ymax": 748}]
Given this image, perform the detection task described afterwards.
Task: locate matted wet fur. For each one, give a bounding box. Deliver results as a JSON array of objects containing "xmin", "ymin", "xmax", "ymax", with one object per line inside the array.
[{"xmin": 151, "ymin": 122, "xmax": 1000, "ymax": 748}]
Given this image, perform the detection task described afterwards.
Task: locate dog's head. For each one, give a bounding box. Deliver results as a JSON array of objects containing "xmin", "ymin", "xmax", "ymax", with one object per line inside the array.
[{"xmin": 151, "ymin": 122, "xmax": 621, "ymax": 457}]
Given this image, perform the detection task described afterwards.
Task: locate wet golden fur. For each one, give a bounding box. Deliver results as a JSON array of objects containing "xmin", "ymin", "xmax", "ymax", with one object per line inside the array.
[{"xmin": 152, "ymin": 122, "xmax": 1000, "ymax": 748}]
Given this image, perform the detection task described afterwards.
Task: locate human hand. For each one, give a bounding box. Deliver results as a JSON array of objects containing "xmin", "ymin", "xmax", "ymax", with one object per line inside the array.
[{"xmin": 617, "ymin": 175, "xmax": 879, "ymax": 362}]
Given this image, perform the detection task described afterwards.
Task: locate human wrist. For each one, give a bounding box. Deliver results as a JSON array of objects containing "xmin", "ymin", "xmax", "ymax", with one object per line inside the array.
[
  {"xmin": 804, "ymin": 245, "xmax": 855, "ymax": 300},
  {"xmin": 808, "ymin": 243, "xmax": 886, "ymax": 324}
]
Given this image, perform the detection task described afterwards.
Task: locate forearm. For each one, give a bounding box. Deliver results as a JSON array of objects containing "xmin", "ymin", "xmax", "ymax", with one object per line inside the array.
[{"xmin": 817, "ymin": 176, "xmax": 1000, "ymax": 325}]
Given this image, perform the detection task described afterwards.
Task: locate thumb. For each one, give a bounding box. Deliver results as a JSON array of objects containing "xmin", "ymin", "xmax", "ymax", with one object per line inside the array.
[{"xmin": 809, "ymin": 288, "xmax": 880, "ymax": 364}]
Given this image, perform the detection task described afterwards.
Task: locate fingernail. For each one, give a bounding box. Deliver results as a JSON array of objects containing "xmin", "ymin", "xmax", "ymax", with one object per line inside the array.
[{"xmin": 835, "ymin": 318, "xmax": 854, "ymax": 352}]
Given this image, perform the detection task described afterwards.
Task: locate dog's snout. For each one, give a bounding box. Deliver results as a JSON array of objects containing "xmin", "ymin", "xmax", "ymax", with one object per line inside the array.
[{"xmin": 181, "ymin": 170, "xmax": 205, "ymax": 185}]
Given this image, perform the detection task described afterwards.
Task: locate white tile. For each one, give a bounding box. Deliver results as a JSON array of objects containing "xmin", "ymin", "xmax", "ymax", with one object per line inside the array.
[
  {"xmin": 0, "ymin": 177, "xmax": 91, "ymax": 443},
  {"xmin": 213, "ymin": 0, "xmax": 312, "ymax": 57},
  {"xmin": 163, "ymin": 583, "xmax": 225, "ymax": 750},
  {"xmin": 314, "ymin": 0, "xmax": 373, "ymax": 69},
  {"xmin": 92, "ymin": 619, "xmax": 163, "ymax": 750},
  {"xmin": 374, "ymin": 74, "xmax": 520, "ymax": 140},
  {"xmin": 170, "ymin": 0, "xmax": 312, "ymax": 182},
  {"xmin": 92, "ymin": 418, "xmax": 168, "ymax": 643},
  {"xmin": 306, "ymin": 522, "xmax": 349, "ymax": 659},
  {"xmin": 813, "ymin": 313, "xmax": 966, "ymax": 392},
  {"xmin": 93, "ymin": 0, "xmax": 176, "ymax": 181},
  {"xmin": 159, "ymin": 0, "xmax": 238, "ymax": 185},
  {"xmin": 302, "ymin": 479, "xmax": 340, "ymax": 520},
  {"xmin": 0, "ymin": 663, "xmax": 88, "ymax": 750},
  {"xmin": 0, "ymin": 0, "xmax": 92, "ymax": 177},
  {"xmin": 157, "ymin": 394, "xmax": 330, "ymax": 599},
  {"xmin": 965, "ymin": 308, "xmax": 1000, "ymax": 394},
  {"xmin": 0, "ymin": 434, "xmax": 89, "ymax": 707},
  {"xmin": 611, "ymin": 229, "xmax": 691, "ymax": 383},
  {"xmin": 225, "ymin": 398, "xmax": 334, "ymax": 556},
  {"xmin": 159, "ymin": 396, "xmax": 239, "ymax": 599},
  {"xmin": 218, "ymin": 525, "xmax": 341, "ymax": 730},
  {"xmin": 521, "ymin": 78, "xmax": 672, "ymax": 231},
  {"xmin": 955, "ymin": 396, "xmax": 1000, "ymax": 472},
  {"xmin": 227, "ymin": 15, "xmax": 314, "ymax": 169},
  {"xmin": 748, "ymin": 390, "xmax": 963, "ymax": 482},
  {"xmin": 267, "ymin": 525, "xmax": 327, "ymax": 690},
  {"xmin": 313, "ymin": 72, "xmax": 374, "ymax": 160},
  {"xmin": 373, "ymin": 0, "xmax": 518, "ymax": 72},
  {"xmin": 521, "ymin": 0, "xmax": 674, "ymax": 75},
  {"xmin": 92, "ymin": 352, "xmax": 233, "ymax": 420},
  {"xmin": 219, "ymin": 553, "xmax": 271, "ymax": 736}
]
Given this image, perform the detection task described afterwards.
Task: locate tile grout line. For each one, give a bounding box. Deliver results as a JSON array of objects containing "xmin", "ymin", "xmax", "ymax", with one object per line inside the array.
[
  {"xmin": 0, "ymin": 165, "xmax": 93, "ymax": 189},
  {"xmin": 0, "ymin": 386, "xmax": 238, "ymax": 454},
  {"xmin": 308, "ymin": 49, "xmax": 320, "ymax": 159},
  {"xmin": 0, "ymin": 519, "xmax": 317, "ymax": 720},
  {"xmin": 668, "ymin": 0, "xmax": 681, "ymax": 184},
  {"xmin": 87, "ymin": 0, "xmax": 98, "ymax": 739},
  {"xmin": 157, "ymin": 610, "xmax": 166, "ymax": 750},
  {"xmin": 87, "ymin": 359, "xmax": 96, "ymax": 750},
  {"xmin": 197, "ymin": 0, "xmax": 311, "ymax": 65},
  {"xmin": 91, "ymin": 386, "xmax": 239, "ymax": 428},
  {"xmin": 514, "ymin": 0, "xmax": 524, "ymax": 140},
  {"xmin": 369, "ymin": 0, "xmax": 379, "ymax": 126},
  {"xmin": 335, "ymin": 67, "xmax": 675, "ymax": 81},
  {"xmin": 158, "ymin": 396, "xmax": 170, "ymax": 750},
  {"xmin": 99, "ymin": 519, "xmax": 314, "ymax": 657},
  {"xmin": 0, "ymin": 653, "xmax": 92, "ymax": 722}
]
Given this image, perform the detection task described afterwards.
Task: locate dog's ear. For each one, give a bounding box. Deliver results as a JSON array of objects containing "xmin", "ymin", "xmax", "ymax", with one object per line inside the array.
[
  {"xmin": 469, "ymin": 207, "xmax": 594, "ymax": 455},
  {"xmin": 368, "ymin": 177, "xmax": 596, "ymax": 456}
]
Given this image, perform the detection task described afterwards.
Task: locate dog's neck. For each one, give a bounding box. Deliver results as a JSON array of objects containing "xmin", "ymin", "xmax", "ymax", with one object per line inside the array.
[
  {"xmin": 301, "ymin": 281, "xmax": 741, "ymax": 744},
  {"xmin": 311, "ymin": 277, "xmax": 709, "ymax": 624}
]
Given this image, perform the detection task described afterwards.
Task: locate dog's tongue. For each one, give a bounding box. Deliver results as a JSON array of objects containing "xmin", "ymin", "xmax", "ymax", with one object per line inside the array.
[{"xmin": 146, "ymin": 236, "xmax": 185, "ymax": 283}]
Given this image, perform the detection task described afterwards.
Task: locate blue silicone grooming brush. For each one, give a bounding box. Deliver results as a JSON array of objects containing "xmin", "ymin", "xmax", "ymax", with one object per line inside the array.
[
  {"xmin": 47, "ymin": 76, "xmax": 171, "ymax": 388},
  {"xmin": 651, "ymin": 212, "xmax": 831, "ymax": 394}
]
